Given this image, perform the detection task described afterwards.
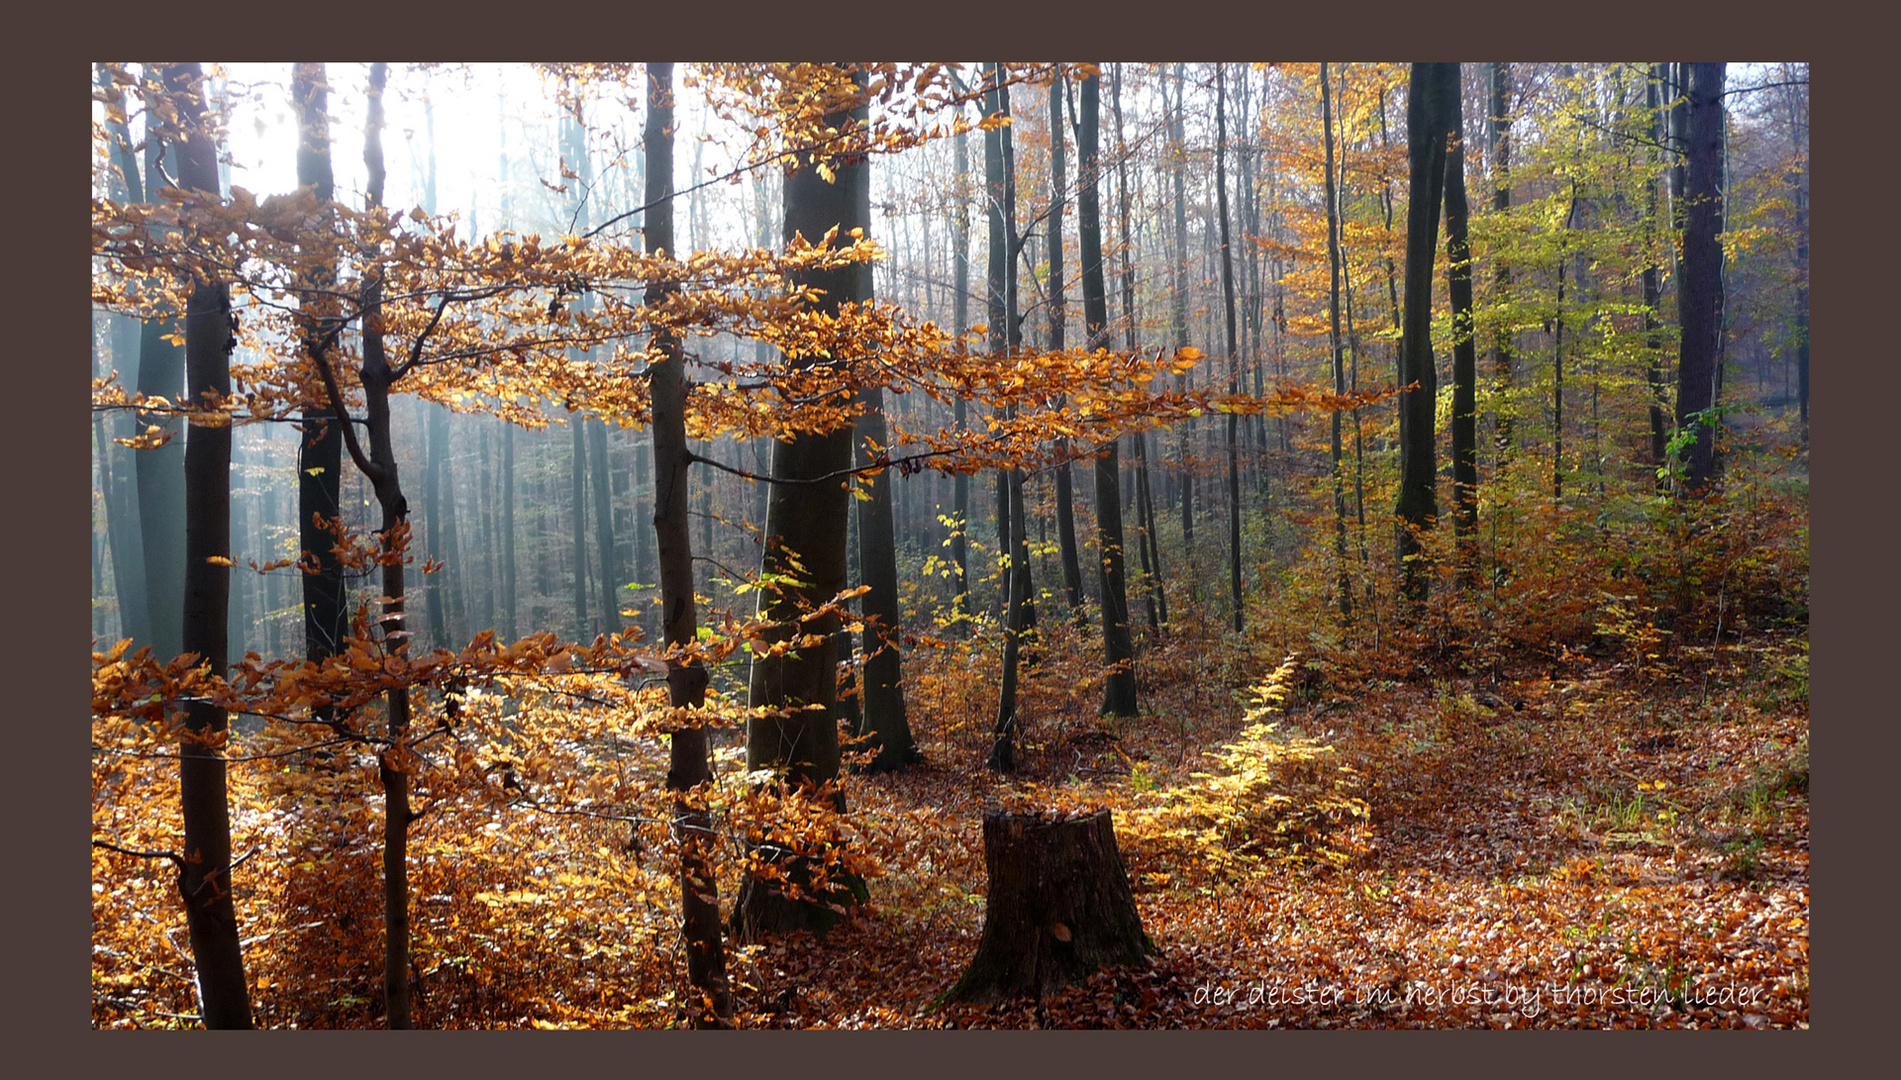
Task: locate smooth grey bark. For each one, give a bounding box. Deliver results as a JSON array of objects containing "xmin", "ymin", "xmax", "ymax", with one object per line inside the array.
[
  {"xmin": 644, "ymin": 64, "xmax": 733, "ymax": 1025},
  {"xmin": 502, "ymin": 424, "xmax": 518, "ymax": 640},
  {"xmin": 423, "ymin": 400, "xmax": 449, "ymax": 648},
  {"xmin": 1396, "ymin": 63, "xmax": 1457, "ymax": 604},
  {"xmin": 588, "ymin": 417, "xmax": 620, "ymax": 632},
  {"xmin": 168, "ymin": 62, "xmax": 252, "ymax": 1029},
  {"xmin": 96, "ymin": 64, "xmax": 152, "ymax": 650},
  {"xmin": 1078, "ymin": 68, "xmax": 1138, "ymax": 717},
  {"xmin": 136, "ymin": 65, "xmax": 187, "ymax": 665}
]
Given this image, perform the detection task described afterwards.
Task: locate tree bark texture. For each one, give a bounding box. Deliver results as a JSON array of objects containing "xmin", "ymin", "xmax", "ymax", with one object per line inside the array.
[
  {"xmin": 1444, "ymin": 79, "xmax": 1479, "ymax": 577},
  {"xmin": 1675, "ymin": 62, "xmax": 1726, "ymax": 494},
  {"xmin": 137, "ymin": 66, "xmax": 188, "ymax": 665},
  {"xmin": 1215, "ymin": 64, "xmax": 1244, "ymax": 634},
  {"xmin": 170, "ymin": 61, "xmax": 252, "ymax": 1029},
  {"xmin": 644, "ymin": 62, "xmax": 734, "ymax": 1025},
  {"xmin": 944, "ymin": 810, "xmax": 1153, "ymax": 1004},
  {"xmin": 1396, "ymin": 63, "xmax": 1457, "ymax": 604},
  {"xmin": 739, "ymin": 65, "xmax": 870, "ymax": 936},
  {"xmin": 1321, "ymin": 63, "xmax": 1353, "ymax": 620},
  {"xmin": 1078, "ymin": 69, "xmax": 1139, "ymax": 717},
  {"xmin": 853, "ymin": 384, "xmax": 919, "ymax": 772}
]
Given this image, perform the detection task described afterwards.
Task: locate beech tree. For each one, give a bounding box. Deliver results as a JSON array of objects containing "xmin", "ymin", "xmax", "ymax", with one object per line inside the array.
[
  {"xmin": 644, "ymin": 62, "xmax": 734, "ymax": 1025},
  {"xmin": 169, "ymin": 61, "xmax": 253, "ymax": 1029},
  {"xmin": 1076, "ymin": 66, "xmax": 1138, "ymax": 717},
  {"xmin": 1675, "ymin": 62, "xmax": 1727, "ymax": 493},
  {"xmin": 738, "ymin": 64, "xmax": 874, "ymax": 933},
  {"xmin": 1396, "ymin": 62, "xmax": 1457, "ymax": 603}
]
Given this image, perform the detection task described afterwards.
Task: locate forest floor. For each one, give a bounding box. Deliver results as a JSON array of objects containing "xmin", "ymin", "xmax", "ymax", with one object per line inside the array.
[
  {"xmin": 92, "ymin": 614, "xmax": 1810, "ymax": 1031},
  {"xmin": 719, "ymin": 626, "xmax": 1811, "ymax": 1030}
]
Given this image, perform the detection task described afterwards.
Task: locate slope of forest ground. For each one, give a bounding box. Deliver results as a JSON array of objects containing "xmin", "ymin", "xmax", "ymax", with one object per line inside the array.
[{"xmin": 93, "ymin": 474, "xmax": 1809, "ymax": 1029}]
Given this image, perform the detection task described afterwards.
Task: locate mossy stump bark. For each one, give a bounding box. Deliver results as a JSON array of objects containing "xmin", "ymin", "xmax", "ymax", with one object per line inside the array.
[{"xmin": 945, "ymin": 809, "xmax": 1153, "ymax": 1004}]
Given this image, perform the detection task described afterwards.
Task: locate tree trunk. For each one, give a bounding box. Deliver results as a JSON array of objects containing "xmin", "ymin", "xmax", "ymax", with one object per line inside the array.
[
  {"xmin": 588, "ymin": 417, "xmax": 620, "ymax": 632},
  {"xmin": 644, "ymin": 64, "xmax": 734, "ymax": 1025},
  {"xmin": 502, "ymin": 423, "xmax": 518, "ymax": 640},
  {"xmin": 1675, "ymin": 62, "xmax": 1726, "ymax": 494},
  {"xmin": 1048, "ymin": 77, "xmax": 1086, "ymax": 619},
  {"xmin": 854, "ymin": 385, "xmax": 918, "ymax": 770},
  {"xmin": 944, "ymin": 809, "xmax": 1153, "ymax": 1004},
  {"xmin": 951, "ymin": 100, "xmax": 974, "ymax": 624},
  {"xmin": 738, "ymin": 65, "xmax": 870, "ymax": 937},
  {"xmin": 1078, "ymin": 69, "xmax": 1139, "ymax": 717},
  {"xmin": 1215, "ymin": 65, "xmax": 1244, "ymax": 634},
  {"xmin": 1170, "ymin": 65, "xmax": 1195, "ymax": 568},
  {"xmin": 137, "ymin": 66, "xmax": 188, "ymax": 665},
  {"xmin": 1112, "ymin": 65, "xmax": 1167, "ymax": 633},
  {"xmin": 169, "ymin": 62, "xmax": 252, "ymax": 1029},
  {"xmin": 1396, "ymin": 63, "xmax": 1456, "ymax": 604},
  {"xmin": 96, "ymin": 63, "xmax": 153, "ymax": 651},
  {"xmin": 423, "ymin": 401, "xmax": 449, "ymax": 648},
  {"xmin": 292, "ymin": 61, "xmax": 346, "ymax": 707},
  {"xmin": 1642, "ymin": 65, "xmax": 1671, "ymax": 483},
  {"xmin": 1321, "ymin": 63, "xmax": 1353, "ymax": 620},
  {"xmin": 1488, "ymin": 62, "xmax": 1515, "ymax": 466},
  {"xmin": 1444, "ymin": 76, "xmax": 1479, "ymax": 581}
]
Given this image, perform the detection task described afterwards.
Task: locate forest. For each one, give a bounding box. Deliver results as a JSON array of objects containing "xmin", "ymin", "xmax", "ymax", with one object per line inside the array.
[{"xmin": 89, "ymin": 61, "xmax": 1809, "ymax": 1030}]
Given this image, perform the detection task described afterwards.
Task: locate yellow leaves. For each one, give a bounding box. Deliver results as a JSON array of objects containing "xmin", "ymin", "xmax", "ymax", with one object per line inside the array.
[
  {"xmin": 204, "ymin": 555, "xmax": 234, "ymax": 567},
  {"xmin": 113, "ymin": 425, "xmax": 176, "ymax": 451}
]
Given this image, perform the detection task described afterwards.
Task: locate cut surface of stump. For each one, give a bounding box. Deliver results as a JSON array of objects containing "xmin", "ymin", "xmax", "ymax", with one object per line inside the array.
[{"xmin": 945, "ymin": 809, "xmax": 1153, "ymax": 1004}]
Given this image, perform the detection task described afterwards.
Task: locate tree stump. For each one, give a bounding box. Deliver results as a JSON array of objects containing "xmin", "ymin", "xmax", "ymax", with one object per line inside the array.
[{"xmin": 944, "ymin": 809, "xmax": 1153, "ymax": 1004}]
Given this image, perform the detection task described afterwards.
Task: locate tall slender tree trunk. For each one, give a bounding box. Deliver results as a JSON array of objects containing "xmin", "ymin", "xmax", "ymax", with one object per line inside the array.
[
  {"xmin": 1078, "ymin": 68, "xmax": 1139, "ymax": 717},
  {"xmin": 988, "ymin": 64, "xmax": 1038, "ymax": 770},
  {"xmin": 1321, "ymin": 63, "xmax": 1353, "ymax": 620},
  {"xmin": 137, "ymin": 66, "xmax": 188, "ymax": 665},
  {"xmin": 1675, "ymin": 62, "xmax": 1727, "ymax": 494},
  {"xmin": 853, "ymin": 341, "xmax": 917, "ymax": 765},
  {"xmin": 983, "ymin": 65, "xmax": 1011, "ymax": 622},
  {"xmin": 1048, "ymin": 77, "xmax": 1085, "ymax": 619},
  {"xmin": 502, "ymin": 423, "xmax": 518, "ymax": 640},
  {"xmin": 1488, "ymin": 63, "xmax": 1515, "ymax": 466},
  {"xmin": 291, "ymin": 64, "xmax": 346, "ymax": 715},
  {"xmin": 1215, "ymin": 64, "xmax": 1243, "ymax": 634},
  {"xmin": 1445, "ymin": 77, "xmax": 1479, "ymax": 580},
  {"xmin": 951, "ymin": 98, "xmax": 974, "ymax": 624},
  {"xmin": 1113, "ymin": 64, "xmax": 1167, "ymax": 632},
  {"xmin": 644, "ymin": 64, "xmax": 733, "ymax": 1024},
  {"xmin": 1170, "ymin": 65, "xmax": 1195, "ymax": 567},
  {"xmin": 1642, "ymin": 65, "xmax": 1671, "ymax": 481},
  {"xmin": 168, "ymin": 62, "xmax": 252, "ymax": 1029},
  {"xmin": 97, "ymin": 63, "xmax": 153, "ymax": 651},
  {"xmin": 588, "ymin": 418, "xmax": 620, "ymax": 632},
  {"xmin": 1396, "ymin": 63, "xmax": 1457, "ymax": 604},
  {"xmin": 348, "ymin": 61, "xmax": 420, "ymax": 1031},
  {"xmin": 423, "ymin": 401, "xmax": 449, "ymax": 648},
  {"xmin": 1553, "ymin": 189, "xmax": 1575, "ymax": 501}
]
